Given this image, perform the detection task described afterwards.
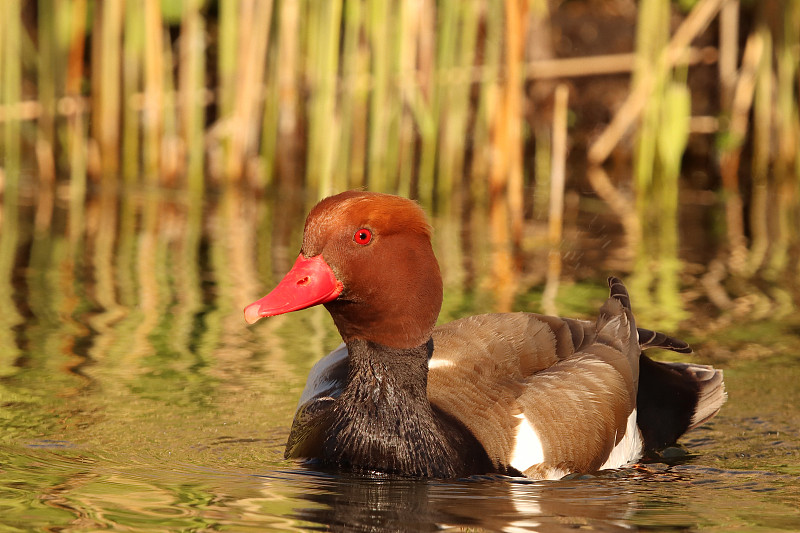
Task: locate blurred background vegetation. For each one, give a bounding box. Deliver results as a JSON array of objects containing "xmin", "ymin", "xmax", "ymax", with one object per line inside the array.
[{"xmin": 0, "ymin": 0, "xmax": 799, "ymax": 331}]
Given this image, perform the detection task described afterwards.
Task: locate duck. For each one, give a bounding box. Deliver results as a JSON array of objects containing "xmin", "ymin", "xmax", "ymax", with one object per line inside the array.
[{"xmin": 244, "ymin": 190, "xmax": 726, "ymax": 479}]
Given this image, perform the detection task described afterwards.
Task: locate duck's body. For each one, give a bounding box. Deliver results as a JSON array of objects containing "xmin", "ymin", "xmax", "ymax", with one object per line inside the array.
[{"xmin": 245, "ymin": 191, "xmax": 725, "ymax": 479}]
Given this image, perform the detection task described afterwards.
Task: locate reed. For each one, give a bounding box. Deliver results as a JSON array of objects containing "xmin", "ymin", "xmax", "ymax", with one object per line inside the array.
[
  {"xmin": 305, "ymin": 0, "xmax": 342, "ymax": 198},
  {"xmin": 143, "ymin": 0, "xmax": 164, "ymax": 181},
  {"xmin": 366, "ymin": 0, "xmax": 392, "ymax": 194},
  {"xmin": 746, "ymin": 16, "xmax": 772, "ymax": 276},
  {"xmin": 217, "ymin": 0, "xmax": 237, "ymax": 179},
  {"xmin": 122, "ymin": 0, "xmax": 144, "ymax": 186},
  {"xmin": 35, "ymin": 0, "xmax": 57, "ymax": 233},
  {"xmin": 272, "ymin": 0, "xmax": 302, "ymax": 203},
  {"xmin": 625, "ymin": 0, "xmax": 699, "ymax": 327},
  {"xmin": 409, "ymin": 0, "xmax": 437, "ymax": 209},
  {"xmin": 179, "ymin": 0, "xmax": 206, "ymax": 186},
  {"xmin": 396, "ymin": 0, "xmax": 419, "ymax": 199},
  {"xmin": 487, "ymin": 0, "xmax": 528, "ymax": 312},
  {"xmin": 541, "ymin": 84, "xmax": 569, "ymax": 316},
  {"xmin": 1, "ymin": 0, "xmax": 800, "ymax": 323},
  {"xmin": 232, "ymin": 0, "xmax": 273, "ymax": 183},
  {"xmin": 91, "ymin": 0, "xmax": 123, "ymax": 180},
  {"xmin": 66, "ymin": 0, "xmax": 88, "ymax": 246},
  {"xmin": 769, "ymin": 0, "xmax": 800, "ymax": 280},
  {"xmin": 0, "ymin": 0, "xmax": 23, "ymax": 378}
]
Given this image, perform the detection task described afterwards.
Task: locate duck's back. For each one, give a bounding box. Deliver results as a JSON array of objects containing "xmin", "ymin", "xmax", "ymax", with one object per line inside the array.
[{"xmin": 428, "ymin": 303, "xmax": 640, "ymax": 478}]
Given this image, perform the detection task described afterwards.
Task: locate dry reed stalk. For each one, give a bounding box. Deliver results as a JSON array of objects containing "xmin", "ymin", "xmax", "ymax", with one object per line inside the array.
[
  {"xmin": 179, "ymin": 0, "xmax": 206, "ymax": 186},
  {"xmin": 229, "ymin": 0, "xmax": 273, "ymax": 182},
  {"xmin": 366, "ymin": 0, "xmax": 392, "ymax": 193},
  {"xmin": 344, "ymin": 0, "xmax": 369, "ymax": 191},
  {"xmin": 259, "ymin": 44, "xmax": 280, "ymax": 189},
  {"xmin": 0, "ymin": 0, "xmax": 23, "ymax": 377},
  {"xmin": 440, "ymin": 2, "xmax": 483, "ymax": 289},
  {"xmin": 66, "ymin": 0, "xmax": 88, "ymax": 244},
  {"xmin": 718, "ymin": 0, "xmax": 739, "ymax": 106},
  {"xmin": 35, "ymin": 0, "xmax": 57, "ymax": 232},
  {"xmin": 463, "ymin": 1, "xmax": 502, "ymax": 291},
  {"xmin": 306, "ymin": 0, "xmax": 342, "ymax": 199},
  {"xmin": 769, "ymin": 0, "xmax": 800, "ymax": 279},
  {"xmin": 217, "ymin": 0, "xmax": 237, "ymax": 175},
  {"xmin": 396, "ymin": 0, "xmax": 420, "ymax": 199},
  {"xmin": 159, "ymin": 24, "xmax": 179, "ymax": 182},
  {"xmin": 410, "ymin": 0, "xmax": 437, "ymax": 208},
  {"xmin": 143, "ymin": 0, "xmax": 165, "ymax": 181},
  {"xmin": 542, "ymin": 84, "xmax": 569, "ymax": 316},
  {"xmin": 746, "ymin": 20, "xmax": 773, "ymax": 276},
  {"xmin": 488, "ymin": 0, "xmax": 528, "ymax": 312},
  {"xmin": 1, "ymin": 0, "xmax": 21, "ymax": 205},
  {"xmin": 91, "ymin": 0, "xmax": 123, "ymax": 180},
  {"xmin": 532, "ymin": 125, "xmax": 551, "ymax": 219},
  {"xmin": 385, "ymin": 4, "xmax": 405, "ymax": 194},
  {"xmin": 275, "ymin": 0, "xmax": 301, "ymax": 195},
  {"xmin": 431, "ymin": 0, "xmax": 459, "ymax": 210},
  {"xmin": 468, "ymin": 1, "xmax": 502, "ymax": 202},
  {"xmin": 437, "ymin": 1, "xmax": 480, "ymax": 215},
  {"xmin": 271, "ymin": 0, "xmax": 303, "ymax": 270},
  {"xmin": 122, "ymin": 1, "xmax": 144, "ymax": 186},
  {"xmin": 719, "ymin": 31, "xmax": 763, "ymax": 275}
]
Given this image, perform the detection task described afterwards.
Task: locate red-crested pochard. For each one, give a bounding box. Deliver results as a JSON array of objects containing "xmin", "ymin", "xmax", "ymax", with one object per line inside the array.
[{"xmin": 244, "ymin": 191, "xmax": 726, "ymax": 479}]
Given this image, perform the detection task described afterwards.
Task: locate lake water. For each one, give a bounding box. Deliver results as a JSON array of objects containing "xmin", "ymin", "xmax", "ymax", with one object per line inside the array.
[{"xmin": 1, "ymin": 190, "xmax": 799, "ymax": 531}]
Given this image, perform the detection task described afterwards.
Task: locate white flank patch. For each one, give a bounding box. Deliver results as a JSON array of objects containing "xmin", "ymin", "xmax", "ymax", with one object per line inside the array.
[
  {"xmin": 427, "ymin": 358, "xmax": 455, "ymax": 370},
  {"xmin": 599, "ymin": 408, "xmax": 643, "ymax": 470},
  {"xmin": 509, "ymin": 413, "xmax": 546, "ymax": 473},
  {"xmin": 297, "ymin": 343, "xmax": 349, "ymax": 410}
]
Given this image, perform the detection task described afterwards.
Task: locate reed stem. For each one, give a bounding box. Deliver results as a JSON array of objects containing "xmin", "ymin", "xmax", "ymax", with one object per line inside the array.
[{"xmin": 542, "ymin": 84, "xmax": 569, "ymax": 316}]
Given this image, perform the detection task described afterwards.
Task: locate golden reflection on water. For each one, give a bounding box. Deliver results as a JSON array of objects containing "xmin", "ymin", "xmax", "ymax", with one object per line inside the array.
[{"xmin": 0, "ymin": 187, "xmax": 799, "ymax": 531}]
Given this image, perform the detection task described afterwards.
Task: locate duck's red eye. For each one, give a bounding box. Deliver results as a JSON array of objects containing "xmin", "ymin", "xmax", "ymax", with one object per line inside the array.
[{"xmin": 353, "ymin": 228, "xmax": 372, "ymax": 245}]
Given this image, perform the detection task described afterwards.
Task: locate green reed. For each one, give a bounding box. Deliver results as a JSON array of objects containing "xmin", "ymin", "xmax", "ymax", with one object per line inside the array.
[
  {"xmin": 123, "ymin": 0, "xmax": 144, "ymax": 185},
  {"xmin": 306, "ymin": 0, "xmax": 342, "ymax": 198},
  {"xmin": 770, "ymin": 0, "xmax": 800, "ymax": 281},
  {"xmin": 629, "ymin": 0, "xmax": 700, "ymax": 327},
  {"xmin": 0, "ymin": 0, "xmax": 23, "ymax": 378},
  {"xmin": 1, "ymin": 0, "xmax": 799, "ymax": 322}
]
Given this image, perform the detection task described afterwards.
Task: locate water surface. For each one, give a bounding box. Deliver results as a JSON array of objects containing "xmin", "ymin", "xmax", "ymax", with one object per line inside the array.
[{"xmin": 1, "ymin": 191, "xmax": 799, "ymax": 531}]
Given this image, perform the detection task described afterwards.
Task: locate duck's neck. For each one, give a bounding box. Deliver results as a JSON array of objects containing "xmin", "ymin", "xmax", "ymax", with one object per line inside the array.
[{"xmin": 323, "ymin": 337, "xmax": 458, "ymax": 477}]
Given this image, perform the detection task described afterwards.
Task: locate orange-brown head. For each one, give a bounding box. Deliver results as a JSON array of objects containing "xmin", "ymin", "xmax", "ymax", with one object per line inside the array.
[{"xmin": 244, "ymin": 191, "xmax": 443, "ymax": 349}]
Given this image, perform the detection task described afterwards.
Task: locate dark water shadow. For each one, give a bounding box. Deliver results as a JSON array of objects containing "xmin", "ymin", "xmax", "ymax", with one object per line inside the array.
[{"xmin": 260, "ymin": 468, "xmax": 638, "ymax": 532}]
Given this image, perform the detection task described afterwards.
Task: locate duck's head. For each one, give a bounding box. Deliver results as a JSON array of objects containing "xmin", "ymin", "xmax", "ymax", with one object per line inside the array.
[{"xmin": 244, "ymin": 191, "xmax": 443, "ymax": 349}]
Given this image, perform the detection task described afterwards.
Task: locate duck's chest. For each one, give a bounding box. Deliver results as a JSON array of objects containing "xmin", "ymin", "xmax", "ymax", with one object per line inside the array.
[{"xmin": 320, "ymin": 361, "xmax": 462, "ymax": 478}]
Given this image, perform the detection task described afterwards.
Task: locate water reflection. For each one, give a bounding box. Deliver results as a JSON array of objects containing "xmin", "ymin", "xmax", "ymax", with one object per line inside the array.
[
  {"xmin": 282, "ymin": 471, "xmax": 637, "ymax": 532},
  {"xmin": 1, "ymin": 188, "xmax": 799, "ymax": 531}
]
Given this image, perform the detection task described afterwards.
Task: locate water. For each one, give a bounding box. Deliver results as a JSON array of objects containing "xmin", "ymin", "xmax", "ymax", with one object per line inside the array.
[{"xmin": 1, "ymin": 191, "xmax": 799, "ymax": 531}]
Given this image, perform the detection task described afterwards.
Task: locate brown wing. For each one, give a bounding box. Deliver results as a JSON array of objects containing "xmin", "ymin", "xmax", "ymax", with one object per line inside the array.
[{"xmin": 428, "ymin": 279, "xmax": 641, "ymax": 478}]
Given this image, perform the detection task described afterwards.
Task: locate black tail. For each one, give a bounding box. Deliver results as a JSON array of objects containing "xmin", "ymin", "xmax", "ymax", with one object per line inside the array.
[{"xmin": 636, "ymin": 354, "xmax": 727, "ymax": 450}]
